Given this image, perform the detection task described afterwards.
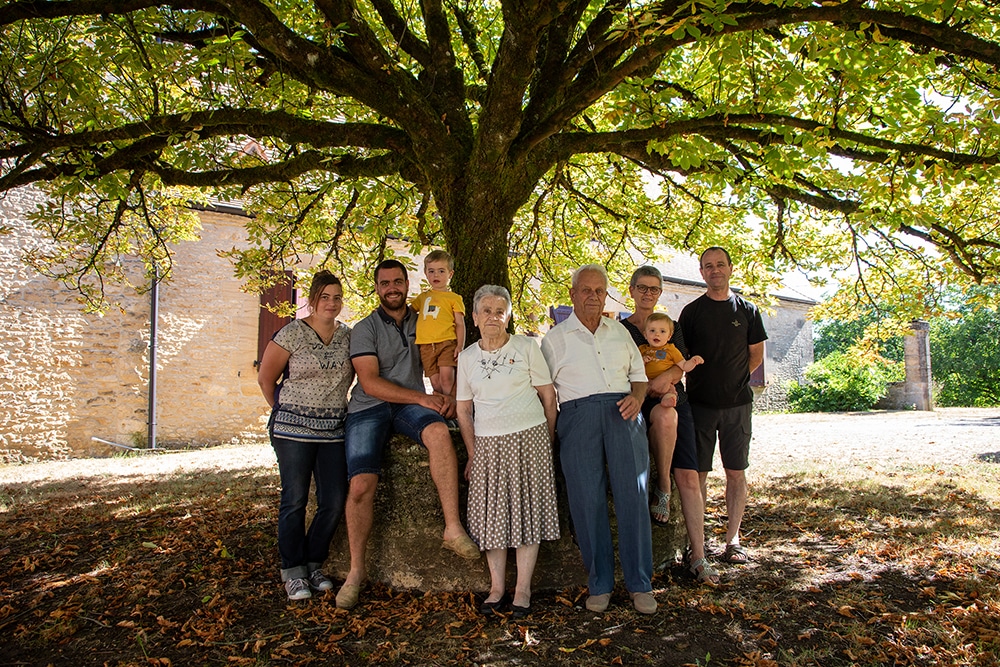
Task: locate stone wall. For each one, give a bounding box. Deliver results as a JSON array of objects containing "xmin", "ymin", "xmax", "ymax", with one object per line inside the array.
[
  {"xmin": 2, "ymin": 186, "xmax": 815, "ymax": 461},
  {"xmin": 0, "ymin": 188, "xmax": 269, "ymax": 462}
]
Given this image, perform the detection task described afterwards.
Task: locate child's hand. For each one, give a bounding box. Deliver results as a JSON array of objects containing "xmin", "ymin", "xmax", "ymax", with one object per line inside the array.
[
  {"xmin": 642, "ymin": 351, "xmax": 654, "ymax": 363},
  {"xmin": 691, "ymin": 355, "xmax": 705, "ymax": 366}
]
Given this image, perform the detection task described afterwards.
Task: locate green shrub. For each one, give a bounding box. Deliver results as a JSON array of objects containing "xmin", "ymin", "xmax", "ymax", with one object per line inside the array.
[{"xmin": 786, "ymin": 350, "xmax": 902, "ymax": 412}]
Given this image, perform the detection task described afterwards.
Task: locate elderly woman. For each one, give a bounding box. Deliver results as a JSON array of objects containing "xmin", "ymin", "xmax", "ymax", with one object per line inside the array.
[
  {"xmin": 456, "ymin": 285, "xmax": 560, "ymax": 618},
  {"xmin": 622, "ymin": 266, "xmax": 719, "ymax": 585},
  {"xmin": 258, "ymin": 270, "xmax": 355, "ymax": 600}
]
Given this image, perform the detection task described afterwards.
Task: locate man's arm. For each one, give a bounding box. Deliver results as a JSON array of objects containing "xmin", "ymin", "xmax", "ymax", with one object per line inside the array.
[
  {"xmin": 534, "ymin": 383, "xmax": 558, "ymax": 442},
  {"xmin": 352, "ymin": 355, "xmax": 451, "ymax": 414},
  {"xmin": 748, "ymin": 341, "xmax": 765, "ymax": 374}
]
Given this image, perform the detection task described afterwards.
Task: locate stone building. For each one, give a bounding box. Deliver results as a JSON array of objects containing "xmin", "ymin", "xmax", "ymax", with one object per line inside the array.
[{"xmin": 0, "ymin": 187, "xmax": 268, "ymax": 462}]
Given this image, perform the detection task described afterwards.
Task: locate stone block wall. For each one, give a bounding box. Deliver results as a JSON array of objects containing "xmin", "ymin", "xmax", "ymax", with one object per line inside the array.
[{"xmin": 0, "ymin": 188, "xmax": 269, "ymax": 462}]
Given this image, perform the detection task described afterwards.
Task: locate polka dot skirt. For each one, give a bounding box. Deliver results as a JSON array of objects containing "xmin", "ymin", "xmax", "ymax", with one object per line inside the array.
[{"xmin": 467, "ymin": 422, "xmax": 561, "ymax": 551}]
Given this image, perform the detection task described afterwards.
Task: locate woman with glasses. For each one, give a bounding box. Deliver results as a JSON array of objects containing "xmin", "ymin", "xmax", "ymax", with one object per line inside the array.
[{"xmin": 621, "ymin": 266, "xmax": 719, "ymax": 585}]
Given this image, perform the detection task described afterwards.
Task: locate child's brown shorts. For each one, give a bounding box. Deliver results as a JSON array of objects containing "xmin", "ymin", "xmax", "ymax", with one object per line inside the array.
[{"xmin": 419, "ymin": 339, "xmax": 458, "ymax": 377}]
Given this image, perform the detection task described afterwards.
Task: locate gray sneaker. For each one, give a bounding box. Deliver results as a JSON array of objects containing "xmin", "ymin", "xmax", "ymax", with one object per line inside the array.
[
  {"xmin": 285, "ymin": 577, "xmax": 312, "ymax": 600},
  {"xmin": 308, "ymin": 570, "xmax": 334, "ymax": 592}
]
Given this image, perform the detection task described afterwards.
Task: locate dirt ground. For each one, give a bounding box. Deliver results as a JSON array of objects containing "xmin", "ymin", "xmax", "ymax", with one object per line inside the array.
[
  {"xmin": 0, "ymin": 408, "xmax": 1000, "ymax": 484},
  {"xmin": 5, "ymin": 407, "xmax": 999, "ymax": 486},
  {"xmin": 2, "ymin": 408, "xmax": 999, "ymax": 666}
]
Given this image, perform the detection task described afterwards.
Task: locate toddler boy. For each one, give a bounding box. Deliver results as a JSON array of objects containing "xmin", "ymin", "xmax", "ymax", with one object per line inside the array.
[{"xmin": 412, "ymin": 250, "xmax": 466, "ymax": 395}]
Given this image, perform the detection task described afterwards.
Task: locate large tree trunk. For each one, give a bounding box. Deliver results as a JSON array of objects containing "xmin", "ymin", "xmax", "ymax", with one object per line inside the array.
[{"xmin": 436, "ymin": 171, "xmax": 523, "ymax": 339}]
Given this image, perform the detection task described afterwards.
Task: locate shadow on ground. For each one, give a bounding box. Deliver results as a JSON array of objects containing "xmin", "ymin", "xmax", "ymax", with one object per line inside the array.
[{"xmin": 1, "ymin": 456, "xmax": 999, "ymax": 666}]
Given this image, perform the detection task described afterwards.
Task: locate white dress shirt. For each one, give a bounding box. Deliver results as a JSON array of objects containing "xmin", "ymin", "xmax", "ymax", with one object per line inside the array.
[{"xmin": 541, "ymin": 312, "xmax": 647, "ymax": 405}]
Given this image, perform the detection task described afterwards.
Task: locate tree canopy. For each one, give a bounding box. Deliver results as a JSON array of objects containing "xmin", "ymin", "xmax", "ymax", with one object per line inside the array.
[{"xmin": 2, "ymin": 0, "xmax": 1000, "ymax": 319}]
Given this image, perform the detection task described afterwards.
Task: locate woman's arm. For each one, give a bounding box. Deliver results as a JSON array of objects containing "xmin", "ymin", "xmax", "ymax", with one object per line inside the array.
[
  {"xmin": 534, "ymin": 383, "xmax": 558, "ymax": 442},
  {"xmin": 456, "ymin": 399, "xmax": 476, "ymax": 480},
  {"xmin": 257, "ymin": 341, "xmax": 291, "ymax": 408}
]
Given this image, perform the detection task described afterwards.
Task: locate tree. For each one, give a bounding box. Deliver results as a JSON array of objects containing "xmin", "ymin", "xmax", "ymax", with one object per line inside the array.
[
  {"xmin": 811, "ymin": 286, "xmax": 1000, "ymax": 407},
  {"xmin": 813, "ymin": 311, "xmax": 903, "ymax": 362},
  {"xmin": 931, "ymin": 286, "xmax": 1000, "ymax": 406},
  {"xmin": 3, "ymin": 1, "xmax": 1000, "ymax": 320}
]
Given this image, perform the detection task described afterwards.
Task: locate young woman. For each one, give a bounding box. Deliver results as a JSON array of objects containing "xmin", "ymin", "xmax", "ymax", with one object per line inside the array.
[{"xmin": 258, "ymin": 271, "xmax": 355, "ymax": 600}]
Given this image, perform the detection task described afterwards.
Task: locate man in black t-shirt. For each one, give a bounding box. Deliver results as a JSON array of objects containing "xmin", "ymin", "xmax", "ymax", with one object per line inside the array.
[{"xmin": 679, "ymin": 247, "xmax": 767, "ymax": 566}]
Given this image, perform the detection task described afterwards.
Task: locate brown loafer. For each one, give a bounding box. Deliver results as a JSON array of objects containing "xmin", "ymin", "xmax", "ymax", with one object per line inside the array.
[
  {"xmin": 335, "ymin": 583, "xmax": 362, "ymax": 610},
  {"xmin": 631, "ymin": 591, "xmax": 657, "ymax": 615},
  {"xmin": 442, "ymin": 534, "xmax": 480, "ymax": 560},
  {"xmin": 585, "ymin": 593, "xmax": 611, "ymax": 612}
]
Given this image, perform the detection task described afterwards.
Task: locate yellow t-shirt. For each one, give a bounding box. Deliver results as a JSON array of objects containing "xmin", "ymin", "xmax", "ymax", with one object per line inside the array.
[
  {"xmin": 639, "ymin": 342, "xmax": 685, "ymax": 380},
  {"xmin": 412, "ymin": 289, "xmax": 466, "ymax": 344}
]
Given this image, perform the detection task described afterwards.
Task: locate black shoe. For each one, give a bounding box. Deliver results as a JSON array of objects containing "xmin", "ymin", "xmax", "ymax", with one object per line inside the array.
[
  {"xmin": 511, "ymin": 604, "xmax": 530, "ymax": 619},
  {"xmin": 479, "ymin": 594, "xmax": 508, "ymax": 615}
]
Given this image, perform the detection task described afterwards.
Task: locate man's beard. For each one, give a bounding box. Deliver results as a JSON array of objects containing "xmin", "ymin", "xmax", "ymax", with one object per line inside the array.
[{"xmin": 380, "ymin": 292, "xmax": 406, "ymax": 310}]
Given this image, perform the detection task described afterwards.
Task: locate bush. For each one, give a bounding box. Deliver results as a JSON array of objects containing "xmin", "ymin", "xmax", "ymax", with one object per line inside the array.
[{"xmin": 786, "ymin": 350, "xmax": 902, "ymax": 412}]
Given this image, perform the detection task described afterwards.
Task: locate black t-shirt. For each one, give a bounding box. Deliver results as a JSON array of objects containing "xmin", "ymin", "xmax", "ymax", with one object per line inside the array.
[
  {"xmin": 679, "ymin": 293, "xmax": 768, "ymax": 408},
  {"xmin": 620, "ymin": 317, "xmax": 690, "ymax": 406}
]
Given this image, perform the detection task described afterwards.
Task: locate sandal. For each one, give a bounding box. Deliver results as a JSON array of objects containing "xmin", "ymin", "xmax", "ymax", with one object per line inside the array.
[
  {"xmin": 720, "ymin": 543, "xmax": 749, "ymax": 564},
  {"xmin": 649, "ymin": 487, "xmax": 670, "ymax": 526},
  {"xmin": 689, "ymin": 557, "xmax": 720, "ymax": 586}
]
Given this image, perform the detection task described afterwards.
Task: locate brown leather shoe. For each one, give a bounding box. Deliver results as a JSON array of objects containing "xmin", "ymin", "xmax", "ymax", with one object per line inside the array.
[
  {"xmin": 335, "ymin": 583, "xmax": 361, "ymax": 610},
  {"xmin": 442, "ymin": 534, "xmax": 480, "ymax": 560},
  {"xmin": 585, "ymin": 593, "xmax": 611, "ymax": 612}
]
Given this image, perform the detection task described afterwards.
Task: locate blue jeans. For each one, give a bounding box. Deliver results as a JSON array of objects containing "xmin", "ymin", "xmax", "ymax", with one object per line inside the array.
[
  {"xmin": 556, "ymin": 393, "xmax": 653, "ymax": 595},
  {"xmin": 272, "ymin": 437, "xmax": 348, "ymax": 581},
  {"xmin": 344, "ymin": 402, "xmax": 445, "ymax": 478}
]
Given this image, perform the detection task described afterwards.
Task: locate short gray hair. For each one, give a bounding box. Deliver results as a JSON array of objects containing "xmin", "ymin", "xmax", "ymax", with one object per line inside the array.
[
  {"xmin": 630, "ymin": 265, "xmax": 662, "ymax": 287},
  {"xmin": 571, "ymin": 264, "xmax": 608, "ymax": 288},
  {"xmin": 472, "ymin": 284, "xmax": 512, "ymax": 316}
]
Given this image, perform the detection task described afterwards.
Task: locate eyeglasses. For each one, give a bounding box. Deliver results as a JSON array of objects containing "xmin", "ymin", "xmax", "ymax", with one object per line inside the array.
[{"xmin": 633, "ymin": 285, "xmax": 662, "ymax": 295}]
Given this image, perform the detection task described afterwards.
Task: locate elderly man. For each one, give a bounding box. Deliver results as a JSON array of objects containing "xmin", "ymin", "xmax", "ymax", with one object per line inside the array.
[
  {"xmin": 541, "ymin": 264, "xmax": 656, "ymax": 615},
  {"xmin": 679, "ymin": 247, "xmax": 767, "ymax": 565},
  {"xmin": 336, "ymin": 259, "xmax": 479, "ymax": 610}
]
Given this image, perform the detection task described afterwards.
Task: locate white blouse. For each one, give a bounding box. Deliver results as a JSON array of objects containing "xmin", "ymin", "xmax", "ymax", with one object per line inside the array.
[{"xmin": 456, "ymin": 335, "xmax": 552, "ymax": 437}]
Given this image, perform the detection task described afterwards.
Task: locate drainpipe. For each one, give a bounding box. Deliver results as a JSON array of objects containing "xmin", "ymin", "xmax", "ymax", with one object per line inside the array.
[
  {"xmin": 148, "ymin": 267, "xmax": 159, "ymax": 449},
  {"xmin": 94, "ymin": 267, "xmax": 160, "ymax": 452}
]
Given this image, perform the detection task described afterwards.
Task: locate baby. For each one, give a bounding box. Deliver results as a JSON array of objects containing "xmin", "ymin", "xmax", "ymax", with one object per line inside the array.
[
  {"xmin": 640, "ymin": 312, "xmax": 703, "ymax": 404},
  {"xmin": 640, "ymin": 312, "xmax": 703, "ymax": 525}
]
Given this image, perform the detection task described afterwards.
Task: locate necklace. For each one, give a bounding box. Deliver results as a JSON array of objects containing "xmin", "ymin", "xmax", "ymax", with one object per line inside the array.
[
  {"xmin": 477, "ymin": 336, "xmax": 512, "ymax": 379},
  {"xmin": 478, "ymin": 334, "xmax": 509, "ymax": 352}
]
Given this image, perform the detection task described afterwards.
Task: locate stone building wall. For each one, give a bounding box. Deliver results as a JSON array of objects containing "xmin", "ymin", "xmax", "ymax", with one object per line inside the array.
[{"xmin": 0, "ymin": 188, "xmax": 268, "ymax": 462}]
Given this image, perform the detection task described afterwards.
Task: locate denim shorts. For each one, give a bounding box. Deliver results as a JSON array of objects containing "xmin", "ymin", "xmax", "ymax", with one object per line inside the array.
[{"xmin": 344, "ymin": 402, "xmax": 445, "ymax": 478}]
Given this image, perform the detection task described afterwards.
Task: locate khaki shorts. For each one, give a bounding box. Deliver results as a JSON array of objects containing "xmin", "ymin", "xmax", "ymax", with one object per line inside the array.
[{"xmin": 419, "ymin": 340, "xmax": 458, "ymax": 377}]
